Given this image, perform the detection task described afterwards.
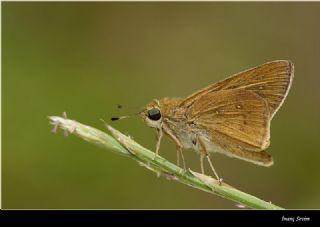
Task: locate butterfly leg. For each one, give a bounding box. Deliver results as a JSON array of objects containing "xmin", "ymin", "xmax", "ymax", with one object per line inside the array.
[
  {"xmin": 162, "ymin": 123, "xmax": 186, "ymax": 170},
  {"xmin": 176, "ymin": 145, "xmax": 186, "ymax": 170},
  {"xmin": 200, "ymin": 152, "xmax": 205, "ymax": 174},
  {"xmin": 198, "ymin": 138, "xmax": 223, "ymax": 185},
  {"xmin": 206, "ymin": 155, "xmax": 223, "ymax": 185},
  {"xmin": 154, "ymin": 127, "xmax": 163, "ymax": 158}
]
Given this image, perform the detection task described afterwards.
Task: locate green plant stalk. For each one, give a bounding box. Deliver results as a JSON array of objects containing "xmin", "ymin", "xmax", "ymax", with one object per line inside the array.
[{"xmin": 49, "ymin": 115, "xmax": 284, "ymax": 210}]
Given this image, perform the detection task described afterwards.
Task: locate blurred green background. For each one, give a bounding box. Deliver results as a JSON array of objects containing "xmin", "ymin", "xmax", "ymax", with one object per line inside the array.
[{"xmin": 2, "ymin": 2, "xmax": 320, "ymax": 209}]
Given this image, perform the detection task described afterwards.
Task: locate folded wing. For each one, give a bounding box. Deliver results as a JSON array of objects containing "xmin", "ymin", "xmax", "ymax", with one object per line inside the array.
[
  {"xmin": 181, "ymin": 60, "xmax": 294, "ymax": 119},
  {"xmin": 187, "ymin": 89, "xmax": 271, "ymax": 151}
]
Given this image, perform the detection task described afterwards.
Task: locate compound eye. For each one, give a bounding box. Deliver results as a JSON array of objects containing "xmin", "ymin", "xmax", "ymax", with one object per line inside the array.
[{"xmin": 147, "ymin": 108, "xmax": 161, "ymax": 121}]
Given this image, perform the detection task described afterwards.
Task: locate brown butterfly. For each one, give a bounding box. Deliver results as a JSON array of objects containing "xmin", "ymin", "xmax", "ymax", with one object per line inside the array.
[{"xmin": 117, "ymin": 60, "xmax": 294, "ymax": 182}]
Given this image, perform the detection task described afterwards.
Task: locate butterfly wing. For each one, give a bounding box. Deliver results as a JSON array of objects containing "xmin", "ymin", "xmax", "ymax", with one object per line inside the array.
[
  {"xmin": 181, "ymin": 60, "xmax": 294, "ymax": 118},
  {"xmin": 187, "ymin": 89, "xmax": 271, "ymax": 154},
  {"xmin": 202, "ymin": 131, "xmax": 274, "ymax": 166}
]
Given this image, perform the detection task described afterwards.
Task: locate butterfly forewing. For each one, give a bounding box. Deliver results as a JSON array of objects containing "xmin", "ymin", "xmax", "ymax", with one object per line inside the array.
[
  {"xmin": 180, "ymin": 60, "xmax": 294, "ymax": 118},
  {"xmin": 187, "ymin": 89, "xmax": 271, "ymax": 151}
]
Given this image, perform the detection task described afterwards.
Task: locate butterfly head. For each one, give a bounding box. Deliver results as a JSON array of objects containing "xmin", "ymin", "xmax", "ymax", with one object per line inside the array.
[{"xmin": 141, "ymin": 99, "xmax": 162, "ymax": 129}]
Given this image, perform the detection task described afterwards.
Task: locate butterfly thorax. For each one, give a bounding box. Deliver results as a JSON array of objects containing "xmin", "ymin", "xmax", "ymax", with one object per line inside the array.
[{"xmin": 159, "ymin": 97, "xmax": 210, "ymax": 150}]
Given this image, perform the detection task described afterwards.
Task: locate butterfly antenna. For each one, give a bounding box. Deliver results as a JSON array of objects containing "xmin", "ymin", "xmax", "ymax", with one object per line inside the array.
[
  {"xmin": 111, "ymin": 104, "xmax": 143, "ymax": 121},
  {"xmin": 110, "ymin": 116, "xmax": 130, "ymax": 121}
]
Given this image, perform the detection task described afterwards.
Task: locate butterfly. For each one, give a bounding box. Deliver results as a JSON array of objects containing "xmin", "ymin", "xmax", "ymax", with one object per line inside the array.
[{"xmin": 138, "ymin": 60, "xmax": 293, "ymax": 182}]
